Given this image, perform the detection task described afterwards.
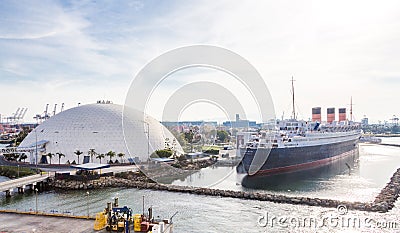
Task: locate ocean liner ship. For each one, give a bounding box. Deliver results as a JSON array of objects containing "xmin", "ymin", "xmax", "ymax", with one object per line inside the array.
[{"xmin": 237, "ymin": 79, "xmax": 362, "ymax": 176}]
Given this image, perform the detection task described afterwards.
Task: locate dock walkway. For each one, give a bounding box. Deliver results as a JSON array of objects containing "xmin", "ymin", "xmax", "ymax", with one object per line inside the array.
[{"xmin": 0, "ymin": 174, "xmax": 51, "ymax": 196}]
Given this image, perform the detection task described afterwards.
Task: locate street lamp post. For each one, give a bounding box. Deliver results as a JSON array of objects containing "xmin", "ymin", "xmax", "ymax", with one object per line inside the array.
[
  {"xmin": 35, "ymin": 128, "xmax": 38, "ymax": 172},
  {"xmin": 86, "ymin": 191, "xmax": 90, "ymax": 218},
  {"xmin": 35, "ymin": 188, "xmax": 38, "ymax": 214},
  {"xmin": 142, "ymin": 120, "xmax": 150, "ymax": 165},
  {"xmin": 146, "ymin": 122, "xmax": 149, "ymax": 163}
]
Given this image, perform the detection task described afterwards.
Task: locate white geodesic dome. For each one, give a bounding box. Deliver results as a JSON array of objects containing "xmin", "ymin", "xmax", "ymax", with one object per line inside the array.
[{"xmin": 19, "ymin": 103, "xmax": 182, "ymax": 164}]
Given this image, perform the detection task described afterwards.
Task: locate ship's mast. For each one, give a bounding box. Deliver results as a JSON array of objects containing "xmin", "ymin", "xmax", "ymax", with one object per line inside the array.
[
  {"xmin": 291, "ymin": 76, "xmax": 296, "ymax": 120},
  {"xmin": 350, "ymin": 96, "xmax": 353, "ymax": 121}
]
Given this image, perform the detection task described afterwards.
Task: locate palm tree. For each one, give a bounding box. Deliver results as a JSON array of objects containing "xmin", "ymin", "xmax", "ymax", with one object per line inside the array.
[
  {"xmin": 56, "ymin": 152, "xmax": 65, "ymax": 165},
  {"xmin": 184, "ymin": 130, "xmax": 194, "ymax": 152},
  {"xmin": 88, "ymin": 149, "xmax": 96, "ymax": 163},
  {"xmin": 117, "ymin": 152, "xmax": 125, "ymax": 163},
  {"xmin": 96, "ymin": 153, "xmax": 105, "ymax": 164},
  {"xmin": 46, "ymin": 152, "xmax": 54, "ymax": 164},
  {"xmin": 74, "ymin": 150, "xmax": 83, "ymax": 164},
  {"xmin": 106, "ymin": 151, "xmax": 116, "ymax": 164}
]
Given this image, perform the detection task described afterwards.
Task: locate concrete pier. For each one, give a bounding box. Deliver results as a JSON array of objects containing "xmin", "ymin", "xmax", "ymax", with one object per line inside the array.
[
  {"xmin": 0, "ymin": 211, "xmax": 94, "ymax": 233},
  {"xmin": 17, "ymin": 185, "xmax": 25, "ymax": 194},
  {"xmin": 5, "ymin": 189, "xmax": 12, "ymax": 198},
  {"xmin": 0, "ymin": 174, "xmax": 51, "ymax": 197}
]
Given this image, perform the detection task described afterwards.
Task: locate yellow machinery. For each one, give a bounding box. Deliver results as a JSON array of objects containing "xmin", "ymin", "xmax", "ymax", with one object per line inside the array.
[
  {"xmin": 133, "ymin": 214, "xmax": 142, "ymax": 232},
  {"xmin": 94, "ymin": 211, "xmax": 107, "ymax": 230},
  {"xmin": 94, "ymin": 197, "xmax": 175, "ymax": 233},
  {"xmin": 94, "ymin": 198, "xmax": 132, "ymax": 232},
  {"xmin": 107, "ymin": 217, "xmax": 126, "ymax": 232},
  {"xmin": 105, "ymin": 206, "xmax": 132, "ymax": 232}
]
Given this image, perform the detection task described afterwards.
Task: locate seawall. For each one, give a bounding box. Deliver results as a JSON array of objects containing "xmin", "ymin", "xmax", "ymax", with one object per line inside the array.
[{"xmin": 379, "ymin": 143, "xmax": 400, "ymax": 148}]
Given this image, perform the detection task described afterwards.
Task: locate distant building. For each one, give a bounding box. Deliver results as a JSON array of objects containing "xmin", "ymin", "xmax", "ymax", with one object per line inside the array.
[
  {"xmin": 222, "ymin": 114, "xmax": 259, "ymax": 128},
  {"xmin": 161, "ymin": 121, "xmax": 218, "ymax": 128},
  {"xmin": 361, "ymin": 117, "xmax": 369, "ymax": 126}
]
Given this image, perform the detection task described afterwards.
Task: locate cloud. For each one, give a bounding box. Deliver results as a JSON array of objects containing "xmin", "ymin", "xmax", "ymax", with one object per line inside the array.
[
  {"xmin": 0, "ymin": 31, "xmax": 58, "ymax": 40},
  {"xmin": 0, "ymin": 0, "xmax": 399, "ymax": 123},
  {"xmin": 0, "ymin": 0, "xmax": 135, "ymax": 81}
]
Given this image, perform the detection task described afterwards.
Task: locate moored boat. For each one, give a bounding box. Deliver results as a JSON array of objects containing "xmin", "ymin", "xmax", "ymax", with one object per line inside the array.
[{"xmin": 237, "ymin": 79, "xmax": 361, "ymax": 176}]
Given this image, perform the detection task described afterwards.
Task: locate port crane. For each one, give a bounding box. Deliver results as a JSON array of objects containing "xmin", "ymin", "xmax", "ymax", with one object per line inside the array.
[
  {"xmin": 391, "ymin": 115, "xmax": 399, "ymax": 126},
  {"xmin": 5, "ymin": 107, "xmax": 28, "ymax": 124},
  {"xmin": 52, "ymin": 104, "xmax": 57, "ymax": 116},
  {"xmin": 34, "ymin": 104, "xmax": 50, "ymax": 124},
  {"xmin": 44, "ymin": 104, "xmax": 50, "ymax": 120},
  {"xmin": 34, "ymin": 103, "xmax": 64, "ymax": 124}
]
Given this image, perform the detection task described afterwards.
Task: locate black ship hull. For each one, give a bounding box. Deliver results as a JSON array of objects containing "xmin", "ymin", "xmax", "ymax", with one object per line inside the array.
[
  {"xmin": 238, "ymin": 138, "xmax": 359, "ymax": 176},
  {"xmin": 241, "ymin": 152, "xmax": 358, "ymax": 190}
]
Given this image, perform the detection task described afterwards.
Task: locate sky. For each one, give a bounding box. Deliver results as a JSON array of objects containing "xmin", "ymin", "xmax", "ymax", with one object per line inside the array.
[{"xmin": 0, "ymin": 0, "xmax": 399, "ymax": 124}]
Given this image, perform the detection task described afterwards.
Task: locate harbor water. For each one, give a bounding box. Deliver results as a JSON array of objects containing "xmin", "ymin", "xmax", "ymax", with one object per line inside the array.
[
  {"xmin": 1, "ymin": 139, "xmax": 400, "ymax": 232},
  {"xmin": 0, "ymin": 176, "xmax": 9, "ymax": 182}
]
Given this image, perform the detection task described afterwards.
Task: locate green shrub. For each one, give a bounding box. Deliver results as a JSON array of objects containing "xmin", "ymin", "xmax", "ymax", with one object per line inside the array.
[
  {"xmin": 203, "ymin": 149, "xmax": 219, "ymax": 155},
  {"xmin": 151, "ymin": 149, "xmax": 173, "ymax": 158},
  {"xmin": 0, "ymin": 165, "xmax": 36, "ymax": 178}
]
